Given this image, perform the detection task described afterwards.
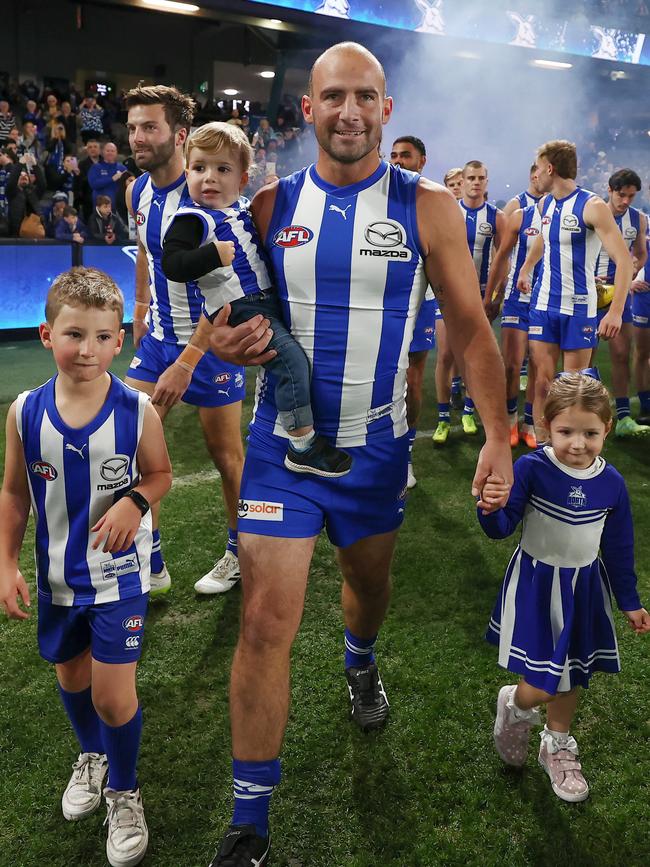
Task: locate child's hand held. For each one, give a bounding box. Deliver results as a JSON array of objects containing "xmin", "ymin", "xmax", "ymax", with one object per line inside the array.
[
  {"xmin": 215, "ymin": 239, "xmax": 236, "ymax": 266},
  {"xmin": 0, "ymin": 568, "xmax": 31, "ymax": 620},
  {"xmin": 624, "ymin": 607, "xmax": 650, "ymax": 634}
]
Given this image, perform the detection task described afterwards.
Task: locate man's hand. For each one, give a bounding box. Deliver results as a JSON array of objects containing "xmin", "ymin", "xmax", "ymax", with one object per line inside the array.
[
  {"xmin": 72, "ymin": 232, "xmax": 84, "ymax": 244},
  {"xmin": 597, "ymin": 309, "xmax": 622, "ymax": 341},
  {"xmin": 623, "ymin": 608, "xmax": 650, "ymax": 635},
  {"xmin": 112, "ymin": 170, "xmax": 124, "ymax": 182},
  {"xmin": 151, "ymin": 362, "xmax": 193, "ymax": 407},
  {"xmin": 484, "ymin": 296, "xmax": 501, "ymax": 323},
  {"xmin": 133, "ymin": 318, "xmax": 148, "ymax": 348},
  {"xmin": 0, "ymin": 568, "xmax": 31, "ymax": 620},
  {"xmin": 472, "ymin": 440, "xmax": 513, "ymax": 514},
  {"xmin": 516, "ymin": 270, "xmax": 532, "ymax": 295},
  {"xmin": 209, "ymin": 303, "xmax": 277, "ymax": 366},
  {"xmin": 631, "ymin": 279, "xmax": 650, "ymax": 294},
  {"xmin": 91, "ymin": 499, "xmax": 142, "ymax": 554}
]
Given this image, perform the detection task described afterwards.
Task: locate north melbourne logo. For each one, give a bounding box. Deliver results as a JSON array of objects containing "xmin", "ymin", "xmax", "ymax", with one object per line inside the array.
[{"xmin": 567, "ymin": 485, "xmax": 587, "ymax": 508}]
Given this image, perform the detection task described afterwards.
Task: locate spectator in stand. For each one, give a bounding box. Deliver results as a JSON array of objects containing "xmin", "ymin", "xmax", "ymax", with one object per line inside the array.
[
  {"xmin": 79, "ymin": 94, "xmax": 105, "ymax": 144},
  {"xmin": 79, "ymin": 138, "xmax": 103, "ymax": 221},
  {"xmin": 227, "ymin": 107, "xmax": 244, "ymax": 127},
  {"xmin": 19, "ymin": 80, "xmax": 40, "ymax": 103},
  {"xmin": 251, "ymin": 117, "xmax": 274, "ymax": 150},
  {"xmin": 47, "ymin": 154, "xmax": 83, "ymax": 206},
  {"xmin": 43, "ymin": 93, "xmax": 60, "ymax": 116},
  {"xmin": 43, "ymin": 192, "xmax": 68, "ymax": 238},
  {"xmin": 114, "ymin": 170, "xmax": 136, "ymax": 225},
  {"xmin": 0, "ymin": 148, "xmax": 15, "ymax": 236},
  {"xmin": 18, "ymin": 121, "xmax": 45, "ymax": 163},
  {"xmin": 0, "ymin": 100, "xmax": 15, "ymax": 145},
  {"xmin": 265, "ymin": 138, "xmax": 280, "ymax": 176},
  {"xmin": 60, "ymin": 101, "xmax": 77, "ymax": 144},
  {"xmin": 87, "ymin": 141, "xmax": 126, "ymax": 207},
  {"xmin": 278, "ymin": 127, "xmax": 301, "ymax": 174},
  {"xmin": 55, "ymin": 205, "xmax": 87, "ymax": 243},
  {"xmin": 45, "ymin": 123, "xmax": 73, "ymax": 178},
  {"xmin": 6, "ymin": 157, "xmax": 46, "ymax": 236},
  {"xmin": 240, "ymin": 114, "xmax": 252, "ymax": 141},
  {"xmin": 22, "ymin": 99, "xmax": 45, "ymax": 132},
  {"xmin": 88, "ymin": 193, "xmax": 128, "ymax": 244}
]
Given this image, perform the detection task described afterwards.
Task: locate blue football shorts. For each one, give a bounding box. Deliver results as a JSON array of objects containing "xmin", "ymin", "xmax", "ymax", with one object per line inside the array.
[
  {"xmin": 632, "ymin": 290, "xmax": 650, "ymax": 328},
  {"xmin": 501, "ymin": 298, "xmax": 531, "ymax": 332},
  {"xmin": 409, "ymin": 298, "xmax": 437, "ymax": 353},
  {"xmin": 528, "ymin": 308, "xmax": 598, "ymax": 350},
  {"xmin": 596, "ymin": 293, "xmax": 633, "ymax": 327}
]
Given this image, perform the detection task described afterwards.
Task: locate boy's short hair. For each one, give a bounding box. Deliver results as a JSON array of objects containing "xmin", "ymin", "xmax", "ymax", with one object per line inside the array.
[
  {"xmin": 443, "ymin": 167, "xmax": 463, "ymax": 185},
  {"xmin": 45, "ymin": 267, "xmax": 124, "ymax": 325},
  {"xmin": 124, "ymin": 84, "xmax": 196, "ymax": 133},
  {"xmin": 608, "ymin": 168, "xmax": 641, "ymax": 192},
  {"xmin": 537, "ymin": 140, "xmax": 577, "ymax": 180},
  {"xmin": 186, "ymin": 122, "xmax": 254, "ymax": 173},
  {"xmin": 96, "ymin": 195, "xmax": 112, "ymax": 207},
  {"xmin": 63, "ymin": 206, "xmax": 77, "ymax": 217},
  {"xmin": 392, "ymin": 135, "xmax": 426, "ymax": 157},
  {"xmin": 463, "ymin": 159, "xmax": 487, "ymax": 176}
]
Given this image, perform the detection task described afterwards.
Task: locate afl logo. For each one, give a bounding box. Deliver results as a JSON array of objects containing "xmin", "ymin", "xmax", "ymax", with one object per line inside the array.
[
  {"xmin": 213, "ymin": 372, "xmax": 232, "ymax": 384},
  {"xmin": 30, "ymin": 461, "xmax": 57, "ymax": 481},
  {"xmin": 100, "ymin": 455, "xmax": 129, "ymax": 482},
  {"xmin": 542, "ymin": 216, "xmax": 551, "ymax": 224},
  {"xmin": 273, "ymin": 225, "xmax": 313, "ymax": 248},
  {"xmin": 524, "ymin": 227, "xmax": 539, "ymax": 236},
  {"xmin": 136, "ymin": 211, "xmax": 145, "ymax": 226},
  {"xmin": 122, "ymin": 615, "xmax": 144, "ymax": 632}
]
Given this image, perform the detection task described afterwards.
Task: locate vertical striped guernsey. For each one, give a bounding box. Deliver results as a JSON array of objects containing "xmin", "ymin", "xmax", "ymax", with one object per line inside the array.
[
  {"xmin": 595, "ymin": 206, "xmax": 640, "ymax": 281},
  {"xmin": 459, "ymin": 200, "xmax": 498, "ymax": 285}
]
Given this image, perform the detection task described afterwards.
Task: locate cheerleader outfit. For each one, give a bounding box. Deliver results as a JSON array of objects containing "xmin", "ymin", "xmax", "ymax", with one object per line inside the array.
[{"xmin": 478, "ymin": 446, "xmax": 641, "ymax": 694}]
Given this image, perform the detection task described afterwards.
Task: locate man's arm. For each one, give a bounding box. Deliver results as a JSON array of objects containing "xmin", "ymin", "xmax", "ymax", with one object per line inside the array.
[
  {"xmin": 586, "ymin": 197, "xmax": 634, "ymax": 338},
  {"xmin": 631, "ymin": 212, "xmax": 648, "ymax": 277},
  {"xmin": 493, "ymin": 207, "xmax": 506, "ymax": 253},
  {"xmin": 417, "ymin": 179, "xmax": 512, "ymax": 506},
  {"xmin": 484, "ymin": 210, "xmax": 522, "ymax": 321},
  {"xmin": 502, "ymin": 195, "xmax": 521, "ymax": 219},
  {"xmin": 516, "ymin": 232, "xmax": 544, "ymax": 295},
  {"xmin": 126, "ymin": 181, "xmax": 151, "ymax": 348},
  {"xmin": 0, "ymin": 403, "xmax": 32, "ymax": 619}
]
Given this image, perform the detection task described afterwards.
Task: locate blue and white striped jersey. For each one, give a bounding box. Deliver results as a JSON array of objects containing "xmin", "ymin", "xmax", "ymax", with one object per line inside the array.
[
  {"xmin": 636, "ymin": 239, "xmax": 650, "ymax": 282},
  {"xmin": 16, "ymin": 375, "xmax": 152, "ymax": 607},
  {"xmin": 250, "ymin": 161, "xmax": 428, "ymax": 448},
  {"xmin": 171, "ymin": 199, "xmax": 272, "ymax": 318},
  {"xmin": 517, "ymin": 190, "xmax": 542, "ymax": 209},
  {"xmin": 460, "ymin": 200, "xmax": 498, "ymax": 285},
  {"xmin": 132, "ymin": 172, "xmax": 202, "ymax": 345},
  {"xmin": 504, "ymin": 205, "xmax": 542, "ymax": 304},
  {"xmin": 533, "ymin": 188, "xmax": 602, "ymax": 317},
  {"xmin": 595, "ymin": 206, "xmax": 640, "ymax": 281}
]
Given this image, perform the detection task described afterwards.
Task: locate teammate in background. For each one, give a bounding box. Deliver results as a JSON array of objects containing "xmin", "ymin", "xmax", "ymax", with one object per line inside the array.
[
  {"xmin": 204, "ymin": 42, "xmax": 512, "ymax": 866},
  {"xmin": 389, "ymin": 135, "xmax": 436, "ymax": 487},
  {"xmin": 478, "ymin": 372, "xmax": 649, "ymax": 802},
  {"xmin": 518, "ymin": 140, "xmax": 633, "ymax": 434},
  {"xmin": 162, "ymin": 122, "xmax": 352, "ymax": 478},
  {"xmin": 502, "ymin": 162, "xmax": 544, "ymax": 217},
  {"xmin": 631, "ymin": 231, "xmax": 650, "ymax": 424},
  {"xmin": 593, "ymin": 169, "xmax": 649, "ymax": 437},
  {"xmin": 484, "ymin": 193, "xmax": 542, "ymax": 448},
  {"xmin": 457, "ymin": 160, "xmax": 505, "ymax": 434},
  {"xmin": 0, "ymin": 268, "xmax": 172, "ymax": 866},
  {"xmin": 123, "ymin": 85, "xmax": 245, "ymax": 596},
  {"xmin": 430, "ymin": 167, "xmax": 466, "ymax": 446}
]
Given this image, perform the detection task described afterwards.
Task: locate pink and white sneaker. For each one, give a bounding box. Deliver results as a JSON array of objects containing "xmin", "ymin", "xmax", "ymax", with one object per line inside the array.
[
  {"xmin": 538, "ymin": 729, "xmax": 589, "ymax": 802},
  {"xmin": 493, "ymin": 684, "xmax": 540, "ymax": 767}
]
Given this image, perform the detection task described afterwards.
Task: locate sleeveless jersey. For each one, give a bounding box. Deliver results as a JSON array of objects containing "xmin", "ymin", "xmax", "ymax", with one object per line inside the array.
[
  {"xmin": 460, "ymin": 200, "xmax": 498, "ymax": 284},
  {"xmin": 16, "ymin": 375, "xmax": 152, "ymax": 607},
  {"xmin": 636, "ymin": 239, "xmax": 650, "ymax": 282},
  {"xmin": 171, "ymin": 200, "xmax": 272, "ymax": 319},
  {"xmin": 595, "ymin": 206, "xmax": 640, "ymax": 281},
  {"xmin": 251, "ymin": 161, "xmax": 428, "ymax": 448},
  {"xmin": 517, "ymin": 190, "xmax": 542, "ymax": 209},
  {"xmin": 534, "ymin": 188, "xmax": 602, "ymax": 317},
  {"xmin": 132, "ymin": 172, "xmax": 202, "ymax": 345},
  {"xmin": 504, "ymin": 206, "xmax": 542, "ymax": 304}
]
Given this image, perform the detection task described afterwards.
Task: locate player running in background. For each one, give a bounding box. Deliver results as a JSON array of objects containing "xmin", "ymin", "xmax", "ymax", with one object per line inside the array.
[
  {"xmin": 593, "ymin": 168, "xmax": 649, "ymax": 437},
  {"xmin": 631, "ymin": 229, "xmax": 650, "ymax": 424},
  {"xmin": 123, "ymin": 85, "xmax": 245, "ymax": 596},
  {"xmin": 203, "ymin": 42, "xmax": 512, "ymax": 866},
  {"xmin": 0, "ymin": 268, "xmax": 172, "ymax": 866},
  {"xmin": 518, "ymin": 140, "xmax": 633, "ymax": 433},
  {"xmin": 389, "ymin": 135, "xmax": 436, "ymax": 487}
]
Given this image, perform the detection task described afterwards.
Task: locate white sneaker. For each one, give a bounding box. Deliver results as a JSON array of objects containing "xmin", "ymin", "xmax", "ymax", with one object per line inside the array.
[
  {"xmin": 104, "ymin": 787, "xmax": 149, "ymax": 867},
  {"xmin": 149, "ymin": 564, "xmax": 171, "ymax": 598},
  {"xmin": 407, "ymin": 463, "xmax": 417, "ymax": 489},
  {"xmin": 62, "ymin": 752, "xmax": 108, "ymax": 821},
  {"xmin": 194, "ymin": 550, "xmax": 241, "ymax": 594}
]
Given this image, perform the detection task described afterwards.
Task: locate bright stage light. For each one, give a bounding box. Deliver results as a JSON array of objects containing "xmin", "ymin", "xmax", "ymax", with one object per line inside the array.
[
  {"xmin": 142, "ymin": 0, "xmax": 199, "ymax": 12},
  {"xmin": 532, "ymin": 59, "xmax": 573, "ymax": 70}
]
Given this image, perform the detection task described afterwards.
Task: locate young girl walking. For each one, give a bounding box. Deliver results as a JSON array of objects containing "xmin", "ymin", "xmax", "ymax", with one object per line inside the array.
[{"xmin": 478, "ymin": 370, "xmax": 649, "ymax": 801}]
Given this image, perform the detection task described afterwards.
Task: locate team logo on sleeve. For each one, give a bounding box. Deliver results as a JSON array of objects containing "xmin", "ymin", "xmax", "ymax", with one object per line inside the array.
[
  {"xmin": 98, "ymin": 455, "xmax": 130, "ymax": 491},
  {"xmin": 361, "ymin": 220, "xmax": 412, "ymax": 261},
  {"xmin": 273, "ymin": 225, "xmax": 314, "ymax": 247},
  {"xmin": 30, "ymin": 460, "xmax": 58, "ymax": 481}
]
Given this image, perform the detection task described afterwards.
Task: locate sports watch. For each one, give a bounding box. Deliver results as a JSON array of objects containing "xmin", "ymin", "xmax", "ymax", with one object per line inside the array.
[{"xmin": 124, "ymin": 489, "xmax": 150, "ymax": 516}]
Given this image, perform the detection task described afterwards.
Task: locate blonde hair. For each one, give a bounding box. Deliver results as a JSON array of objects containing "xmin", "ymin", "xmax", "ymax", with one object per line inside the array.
[
  {"xmin": 537, "ymin": 139, "xmax": 577, "ymax": 180},
  {"xmin": 45, "ymin": 267, "xmax": 124, "ymax": 325},
  {"xmin": 543, "ymin": 373, "xmax": 612, "ymax": 426},
  {"xmin": 186, "ymin": 122, "xmax": 254, "ymax": 173},
  {"xmin": 443, "ymin": 167, "xmax": 463, "ymax": 186}
]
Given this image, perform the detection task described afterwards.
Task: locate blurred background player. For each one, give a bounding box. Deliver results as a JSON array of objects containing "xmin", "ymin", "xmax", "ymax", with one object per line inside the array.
[
  {"xmin": 592, "ymin": 168, "xmax": 649, "ymax": 437},
  {"xmin": 502, "ymin": 162, "xmax": 544, "ymax": 217},
  {"xmin": 631, "ymin": 229, "xmax": 650, "ymax": 424},
  {"xmin": 123, "ymin": 85, "xmax": 246, "ymax": 597},
  {"xmin": 389, "ymin": 135, "xmax": 435, "ymax": 487}
]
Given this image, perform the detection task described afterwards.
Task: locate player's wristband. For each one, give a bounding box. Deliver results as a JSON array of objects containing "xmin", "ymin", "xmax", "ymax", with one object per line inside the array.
[
  {"xmin": 176, "ymin": 344, "xmax": 205, "ymax": 372},
  {"xmin": 124, "ymin": 489, "xmax": 150, "ymax": 516},
  {"xmin": 134, "ymin": 301, "xmax": 149, "ymax": 321}
]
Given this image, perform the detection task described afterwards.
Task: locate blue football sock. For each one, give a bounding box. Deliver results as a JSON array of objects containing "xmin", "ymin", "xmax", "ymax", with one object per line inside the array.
[
  {"xmin": 345, "ymin": 627, "xmax": 377, "ymax": 668},
  {"xmin": 226, "ymin": 528, "xmax": 238, "ymax": 557},
  {"xmin": 408, "ymin": 427, "xmax": 416, "ymax": 460},
  {"xmin": 58, "ymin": 685, "xmax": 103, "ymax": 754},
  {"xmin": 438, "ymin": 402, "xmax": 450, "ymax": 422},
  {"xmin": 463, "ymin": 397, "xmax": 475, "ymax": 415},
  {"xmin": 615, "ymin": 398, "xmax": 630, "ymax": 419},
  {"xmin": 451, "ymin": 376, "xmax": 462, "ymax": 395},
  {"xmin": 520, "ymin": 358, "xmax": 528, "ymax": 377},
  {"xmin": 524, "ymin": 402, "xmax": 534, "ymax": 427},
  {"xmin": 100, "ymin": 706, "xmax": 142, "ymax": 792},
  {"xmin": 151, "ymin": 529, "xmax": 164, "ymax": 574},
  {"xmin": 506, "ymin": 397, "xmax": 518, "ymax": 416},
  {"xmin": 638, "ymin": 390, "xmax": 650, "ymax": 412},
  {"xmin": 232, "ymin": 758, "xmax": 281, "ymax": 838}
]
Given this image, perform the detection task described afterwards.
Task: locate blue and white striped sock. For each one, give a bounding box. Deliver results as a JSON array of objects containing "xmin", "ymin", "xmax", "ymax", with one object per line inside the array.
[
  {"xmin": 615, "ymin": 398, "xmax": 630, "ymax": 420},
  {"xmin": 151, "ymin": 529, "xmax": 164, "ymax": 574},
  {"xmin": 345, "ymin": 628, "xmax": 377, "ymax": 668},
  {"xmin": 232, "ymin": 758, "xmax": 281, "ymax": 838},
  {"xmin": 408, "ymin": 427, "xmax": 416, "ymax": 461},
  {"xmin": 438, "ymin": 402, "xmax": 451, "ymax": 422},
  {"xmin": 524, "ymin": 402, "xmax": 534, "ymax": 427},
  {"xmin": 506, "ymin": 396, "xmax": 518, "ymax": 417},
  {"xmin": 226, "ymin": 528, "xmax": 238, "ymax": 557},
  {"xmin": 520, "ymin": 357, "xmax": 528, "ymax": 377},
  {"xmin": 463, "ymin": 397, "xmax": 475, "ymax": 416}
]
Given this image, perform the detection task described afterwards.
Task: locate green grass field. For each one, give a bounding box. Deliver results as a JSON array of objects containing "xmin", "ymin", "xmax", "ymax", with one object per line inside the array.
[{"xmin": 0, "ymin": 337, "xmax": 649, "ymax": 867}]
